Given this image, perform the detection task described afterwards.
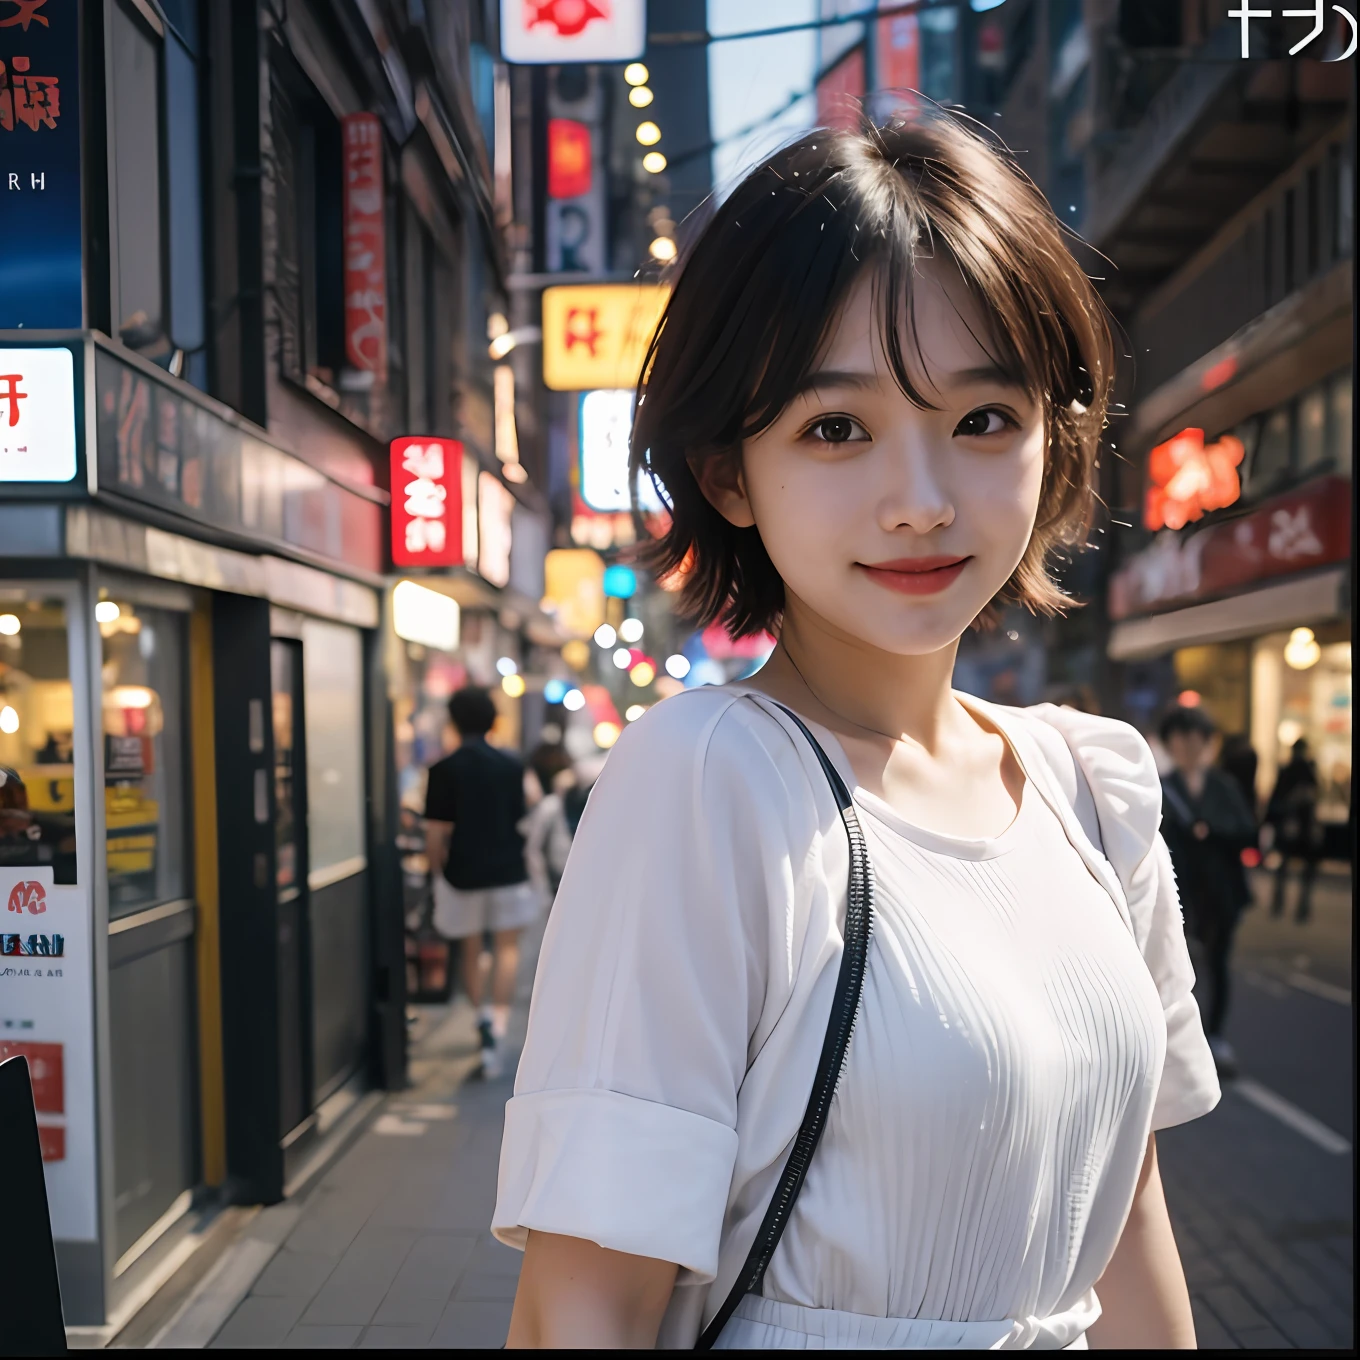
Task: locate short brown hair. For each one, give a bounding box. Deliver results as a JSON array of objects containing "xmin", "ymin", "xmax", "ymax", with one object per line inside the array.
[{"xmin": 630, "ymin": 111, "xmax": 1115, "ymax": 638}]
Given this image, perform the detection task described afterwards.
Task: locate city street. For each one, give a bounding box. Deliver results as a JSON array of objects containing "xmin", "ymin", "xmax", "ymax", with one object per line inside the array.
[{"xmin": 112, "ymin": 873, "xmax": 1353, "ymax": 1351}]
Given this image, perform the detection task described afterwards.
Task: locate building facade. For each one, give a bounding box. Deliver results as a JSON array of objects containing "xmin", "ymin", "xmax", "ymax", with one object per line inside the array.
[{"xmin": 0, "ymin": 0, "xmax": 548, "ymax": 1329}]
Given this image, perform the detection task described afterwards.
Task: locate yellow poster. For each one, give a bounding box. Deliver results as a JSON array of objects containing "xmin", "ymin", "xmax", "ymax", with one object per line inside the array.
[{"xmin": 542, "ymin": 284, "xmax": 669, "ymax": 392}]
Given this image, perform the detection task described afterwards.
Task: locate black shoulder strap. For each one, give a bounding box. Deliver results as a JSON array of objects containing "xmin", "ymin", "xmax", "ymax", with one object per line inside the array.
[{"xmin": 695, "ymin": 701, "xmax": 874, "ymax": 1349}]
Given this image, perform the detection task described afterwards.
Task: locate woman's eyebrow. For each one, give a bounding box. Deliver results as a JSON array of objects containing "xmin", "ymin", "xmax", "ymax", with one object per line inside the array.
[{"xmin": 791, "ymin": 369, "xmax": 881, "ymax": 397}]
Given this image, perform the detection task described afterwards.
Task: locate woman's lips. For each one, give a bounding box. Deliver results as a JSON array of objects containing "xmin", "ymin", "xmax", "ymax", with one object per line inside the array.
[{"xmin": 857, "ymin": 555, "xmax": 970, "ymax": 596}]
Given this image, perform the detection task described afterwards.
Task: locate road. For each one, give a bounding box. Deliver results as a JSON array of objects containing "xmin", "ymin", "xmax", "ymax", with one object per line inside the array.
[{"xmin": 1155, "ymin": 864, "xmax": 1353, "ymax": 1349}]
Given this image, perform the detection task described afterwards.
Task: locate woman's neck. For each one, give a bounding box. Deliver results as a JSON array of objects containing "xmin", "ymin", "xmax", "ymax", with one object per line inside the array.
[{"xmin": 756, "ymin": 598, "xmax": 964, "ymax": 756}]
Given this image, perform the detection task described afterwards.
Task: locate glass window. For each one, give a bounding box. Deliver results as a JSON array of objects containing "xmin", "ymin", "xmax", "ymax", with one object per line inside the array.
[
  {"xmin": 1329, "ymin": 370, "xmax": 1352, "ymax": 479},
  {"xmin": 0, "ymin": 595, "xmax": 77, "ymax": 884},
  {"xmin": 1248, "ymin": 405, "xmax": 1292, "ymax": 494},
  {"xmin": 300, "ymin": 619, "xmax": 366, "ymax": 880},
  {"xmin": 110, "ymin": 0, "xmax": 167, "ymax": 358},
  {"xmin": 101, "ymin": 602, "xmax": 189, "ymax": 916},
  {"xmin": 1297, "ymin": 384, "xmax": 1328, "ymax": 472}
]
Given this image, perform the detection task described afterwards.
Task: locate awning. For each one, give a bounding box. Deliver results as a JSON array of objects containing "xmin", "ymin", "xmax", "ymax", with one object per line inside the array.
[{"xmin": 1107, "ymin": 566, "xmax": 1348, "ymax": 661}]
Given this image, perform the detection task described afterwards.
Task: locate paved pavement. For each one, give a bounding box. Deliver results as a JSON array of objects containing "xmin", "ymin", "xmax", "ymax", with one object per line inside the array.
[{"xmin": 157, "ymin": 871, "xmax": 1351, "ymax": 1350}]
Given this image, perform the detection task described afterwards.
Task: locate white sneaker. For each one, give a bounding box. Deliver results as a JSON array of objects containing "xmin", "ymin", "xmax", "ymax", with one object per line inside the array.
[{"xmin": 479, "ymin": 1041, "xmax": 503, "ymax": 1080}]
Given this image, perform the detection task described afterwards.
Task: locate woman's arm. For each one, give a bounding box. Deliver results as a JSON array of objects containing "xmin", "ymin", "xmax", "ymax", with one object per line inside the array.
[
  {"xmin": 1087, "ymin": 1134, "xmax": 1197, "ymax": 1349},
  {"xmin": 506, "ymin": 1230, "xmax": 678, "ymax": 1349}
]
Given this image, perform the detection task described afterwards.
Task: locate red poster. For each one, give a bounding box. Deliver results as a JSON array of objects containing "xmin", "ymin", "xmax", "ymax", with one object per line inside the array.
[
  {"xmin": 390, "ymin": 437, "xmax": 465, "ymax": 568},
  {"xmin": 876, "ymin": 7, "xmax": 920, "ymax": 98},
  {"xmin": 343, "ymin": 113, "xmax": 387, "ymax": 382},
  {"xmin": 548, "ymin": 118, "xmax": 592, "ymax": 199},
  {"xmin": 817, "ymin": 45, "xmax": 866, "ymax": 133}
]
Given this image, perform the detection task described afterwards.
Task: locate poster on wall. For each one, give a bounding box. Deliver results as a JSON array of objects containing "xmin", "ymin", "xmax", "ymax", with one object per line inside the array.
[
  {"xmin": 0, "ymin": 866, "xmax": 97, "ymax": 1243},
  {"xmin": 0, "ymin": 0, "xmax": 83, "ymax": 329}
]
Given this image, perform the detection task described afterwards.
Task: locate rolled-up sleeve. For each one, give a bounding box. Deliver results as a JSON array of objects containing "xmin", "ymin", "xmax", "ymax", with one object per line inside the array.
[{"xmin": 492, "ymin": 693, "xmax": 807, "ymax": 1282}]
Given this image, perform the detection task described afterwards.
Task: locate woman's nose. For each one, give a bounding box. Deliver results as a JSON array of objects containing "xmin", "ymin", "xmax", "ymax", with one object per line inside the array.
[{"xmin": 877, "ymin": 441, "xmax": 955, "ymax": 535}]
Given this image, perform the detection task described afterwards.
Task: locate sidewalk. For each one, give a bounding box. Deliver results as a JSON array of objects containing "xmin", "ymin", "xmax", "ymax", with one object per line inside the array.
[{"xmin": 145, "ymin": 934, "xmax": 541, "ymax": 1350}]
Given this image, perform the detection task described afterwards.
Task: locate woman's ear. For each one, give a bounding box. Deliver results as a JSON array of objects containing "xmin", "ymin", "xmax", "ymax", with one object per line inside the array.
[{"xmin": 690, "ymin": 450, "xmax": 756, "ymax": 528}]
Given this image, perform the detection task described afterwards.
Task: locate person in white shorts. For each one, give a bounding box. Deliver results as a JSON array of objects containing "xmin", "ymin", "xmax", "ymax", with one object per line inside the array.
[{"xmin": 424, "ymin": 686, "xmax": 539, "ymax": 1078}]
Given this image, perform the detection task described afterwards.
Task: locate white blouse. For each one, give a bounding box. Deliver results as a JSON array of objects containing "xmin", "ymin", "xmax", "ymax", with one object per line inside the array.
[{"xmin": 493, "ymin": 688, "xmax": 1220, "ymax": 1349}]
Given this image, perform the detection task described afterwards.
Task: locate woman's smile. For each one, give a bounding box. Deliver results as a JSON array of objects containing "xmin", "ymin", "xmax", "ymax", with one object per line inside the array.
[{"xmin": 856, "ymin": 555, "xmax": 971, "ymax": 596}]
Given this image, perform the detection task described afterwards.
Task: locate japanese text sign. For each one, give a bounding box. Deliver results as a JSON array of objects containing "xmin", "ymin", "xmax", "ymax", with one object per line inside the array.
[
  {"xmin": 0, "ymin": 345, "xmax": 76, "ymax": 482},
  {"xmin": 542, "ymin": 283, "xmax": 668, "ymax": 392},
  {"xmin": 548, "ymin": 118, "xmax": 592, "ymax": 198},
  {"xmin": 390, "ymin": 437, "xmax": 465, "ymax": 569},
  {"xmin": 343, "ymin": 113, "xmax": 387, "ymax": 383},
  {"xmin": 0, "ymin": 0, "xmax": 82, "ymax": 328},
  {"xmin": 501, "ymin": 0, "xmax": 645, "ymax": 63}
]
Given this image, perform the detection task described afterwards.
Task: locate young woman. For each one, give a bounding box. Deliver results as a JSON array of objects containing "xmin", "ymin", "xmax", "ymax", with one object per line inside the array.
[{"xmin": 493, "ymin": 113, "xmax": 1220, "ymax": 1350}]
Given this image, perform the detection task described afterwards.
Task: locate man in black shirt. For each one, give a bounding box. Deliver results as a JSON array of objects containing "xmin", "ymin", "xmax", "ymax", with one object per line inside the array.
[{"xmin": 425, "ymin": 686, "xmax": 540, "ymax": 1078}]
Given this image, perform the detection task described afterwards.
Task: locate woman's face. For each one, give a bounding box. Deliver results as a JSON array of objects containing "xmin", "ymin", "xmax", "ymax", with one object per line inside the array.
[{"xmin": 718, "ymin": 262, "xmax": 1046, "ymax": 656}]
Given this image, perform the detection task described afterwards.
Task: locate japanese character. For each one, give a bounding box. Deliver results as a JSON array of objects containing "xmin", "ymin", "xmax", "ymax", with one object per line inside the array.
[
  {"xmin": 402, "ymin": 443, "xmax": 445, "ymax": 479},
  {"xmin": 0, "ymin": 373, "xmax": 28, "ymax": 426},
  {"xmin": 403, "ymin": 477, "xmax": 447, "ymax": 519},
  {"xmin": 0, "ymin": 56, "xmax": 60, "ymax": 131},
  {"xmin": 0, "ymin": 0, "xmax": 49, "ymax": 31}
]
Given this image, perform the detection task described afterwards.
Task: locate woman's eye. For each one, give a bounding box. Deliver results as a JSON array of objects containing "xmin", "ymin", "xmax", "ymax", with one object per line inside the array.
[
  {"xmin": 807, "ymin": 414, "xmax": 870, "ymax": 444},
  {"xmin": 954, "ymin": 408, "xmax": 1013, "ymax": 438}
]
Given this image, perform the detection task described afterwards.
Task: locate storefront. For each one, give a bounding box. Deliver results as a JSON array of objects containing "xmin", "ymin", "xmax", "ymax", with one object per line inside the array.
[
  {"xmin": 0, "ymin": 335, "xmax": 403, "ymax": 1327},
  {"xmin": 1108, "ymin": 464, "xmax": 1351, "ymax": 847}
]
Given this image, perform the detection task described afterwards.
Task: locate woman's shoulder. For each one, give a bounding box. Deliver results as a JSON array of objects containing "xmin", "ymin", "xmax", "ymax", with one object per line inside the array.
[{"xmin": 984, "ymin": 699, "xmax": 1164, "ymax": 863}]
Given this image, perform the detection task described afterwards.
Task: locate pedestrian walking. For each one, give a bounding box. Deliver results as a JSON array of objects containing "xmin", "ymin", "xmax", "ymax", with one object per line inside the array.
[
  {"xmin": 1219, "ymin": 732, "xmax": 1260, "ymax": 820},
  {"xmin": 424, "ymin": 686, "xmax": 539, "ymax": 1079},
  {"xmin": 1157, "ymin": 707, "xmax": 1258, "ymax": 1079},
  {"xmin": 522, "ymin": 753, "xmax": 605, "ymax": 906},
  {"xmin": 494, "ymin": 112, "xmax": 1220, "ymax": 1350},
  {"xmin": 1264, "ymin": 738, "xmax": 1323, "ymax": 922}
]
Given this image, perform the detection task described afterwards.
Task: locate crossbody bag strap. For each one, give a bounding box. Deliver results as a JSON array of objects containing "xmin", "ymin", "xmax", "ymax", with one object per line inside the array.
[{"xmin": 695, "ymin": 702, "xmax": 874, "ymax": 1350}]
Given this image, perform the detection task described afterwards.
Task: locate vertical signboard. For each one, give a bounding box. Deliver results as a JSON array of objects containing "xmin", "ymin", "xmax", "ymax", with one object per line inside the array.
[
  {"xmin": 545, "ymin": 69, "xmax": 605, "ymax": 274},
  {"xmin": 875, "ymin": 0, "xmax": 920, "ymax": 117},
  {"xmin": 500, "ymin": 0, "xmax": 645, "ymax": 63},
  {"xmin": 0, "ymin": 0, "xmax": 82, "ymax": 328},
  {"xmin": 342, "ymin": 113, "xmax": 387, "ymax": 384},
  {"xmin": 390, "ymin": 437, "xmax": 465, "ymax": 568},
  {"xmin": 0, "ymin": 867, "xmax": 97, "ymax": 1242},
  {"xmin": 477, "ymin": 471, "xmax": 514, "ymax": 588}
]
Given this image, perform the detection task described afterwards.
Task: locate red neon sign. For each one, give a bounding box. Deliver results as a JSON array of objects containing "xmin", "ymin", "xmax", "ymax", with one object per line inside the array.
[
  {"xmin": 1143, "ymin": 427, "xmax": 1244, "ymax": 532},
  {"xmin": 390, "ymin": 437, "xmax": 464, "ymax": 568},
  {"xmin": 548, "ymin": 118, "xmax": 592, "ymax": 199},
  {"xmin": 342, "ymin": 113, "xmax": 387, "ymax": 382}
]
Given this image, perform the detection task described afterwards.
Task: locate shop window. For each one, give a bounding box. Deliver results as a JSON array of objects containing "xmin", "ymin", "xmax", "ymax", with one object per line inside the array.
[
  {"xmin": 300, "ymin": 619, "xmax": 366, "ymax": 882},
  {"xmin": 101, "ymin": 603, "xmax": 190, "ymax": 917},
  {"xmin": 0, "ymin": 596, "xmax": 77, "ymax": 885},
  {"xmin": 1172, "ymin": 642, "xmax": 1249, "ymax": 737},
  {"xmin": 1296, "ymin": 384, "xmax": 1328, "ymax": 473}
]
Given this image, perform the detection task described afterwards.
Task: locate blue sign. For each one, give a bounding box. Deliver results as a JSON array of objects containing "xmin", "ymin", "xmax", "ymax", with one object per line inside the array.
[
  {"xmin": 0, "ymin": 0, "xmax": 82, "ymax": 329},
  {"xmin": 602, "ymin": 564, "xmax": 637, "ymax": 598}
]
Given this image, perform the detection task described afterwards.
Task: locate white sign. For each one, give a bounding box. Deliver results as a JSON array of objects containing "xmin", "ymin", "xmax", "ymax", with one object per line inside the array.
[
  {"xmin": 0, "ymin": 866, "xmax": 98, "ymax": 1242},
  {"xmin": 0, "ymin": 347, "xmax": 77, "ymax": 483},
  {"xmin": 478, "ymin": 472, "xmax": 515, "ymax": 589},
  {"xmin": 580, "ymin": 388, "xmax": 664, "ymax": 513},
  {"xmin": 500, "ymin": 0, "xmax": 646, "ymax": 63}
]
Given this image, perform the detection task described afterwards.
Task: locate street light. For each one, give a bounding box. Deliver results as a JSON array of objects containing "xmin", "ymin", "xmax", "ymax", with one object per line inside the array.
[
  {"xmin": 628, "ymin": 86, "xmax": 653, "ymax": 107},
  {"xmin": 618, "ymin": 617, "xmax": 644, "ymax": 643},
  {"xmin": 635, "ymin": 121, "xmax": 661, "ymax": 147},
  {"xmin": 649, "ymin": 236, "xmax": 677, "ymax": 262},
  {"xmin": 642, "ymin": 152, "xmax": 667, "ymax": 174},
  {"xmin": 624, "ymin": 62, "xmax": 649, "ymax": 85}
]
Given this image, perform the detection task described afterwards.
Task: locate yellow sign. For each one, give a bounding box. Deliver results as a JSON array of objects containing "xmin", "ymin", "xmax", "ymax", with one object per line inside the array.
[
  {"xmin": 542, "ymin": 548, "xmax": 606, "ymax": 639},
  {"xmin": 542, "ymin": 284, "xmax": 669, "ymax": 392}
]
